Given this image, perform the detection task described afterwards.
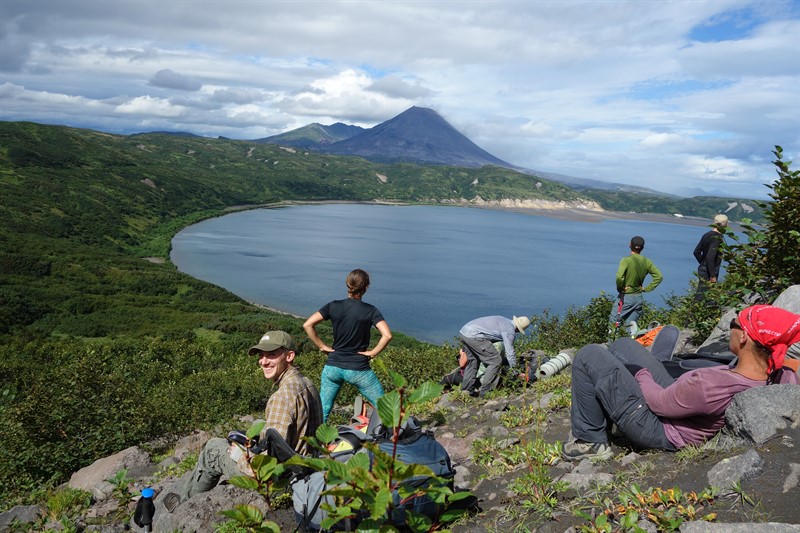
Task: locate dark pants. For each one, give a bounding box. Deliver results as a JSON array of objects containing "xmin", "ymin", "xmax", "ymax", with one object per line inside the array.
[
  {"xmin": 460, "ymin": 334, "xmax": 502, "ymax": 395},
  {"xmin": 440, "ymin": 368, "xmax": 463, "ymax": 388},
  {"xmin": 694, "ymin": 264, "xmax": 713, "ymax": 301},
  {"xmin": 570, "ymin": 338, "xmax": 677, "ymax": 451}
]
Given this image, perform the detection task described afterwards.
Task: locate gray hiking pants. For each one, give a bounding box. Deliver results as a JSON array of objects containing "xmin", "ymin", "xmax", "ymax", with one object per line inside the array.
[
  {"xmin": 460, "ymin": 334, "xmax": 502, "ymax": 395},
  {"xmin": 610, "ymin": 292, "xmax": 644, "ymax": 327},
  {"xmin": 179, "ymin": 437, "xmax": 241, "ymax": 501},
  {"xmin": 570, "ymin": 338, "xmax": 677, "ymax": 451}
]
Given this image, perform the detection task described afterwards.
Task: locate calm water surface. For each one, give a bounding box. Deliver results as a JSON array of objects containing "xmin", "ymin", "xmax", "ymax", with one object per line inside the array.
[{"xmin": 171, "ymin": 204, "xmax": 712, "ymax": 344}]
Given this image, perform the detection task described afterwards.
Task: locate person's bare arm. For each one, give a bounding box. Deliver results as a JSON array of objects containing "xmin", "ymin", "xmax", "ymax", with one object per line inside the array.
[
  {"xmin": 359, "ymin": 320, "xmax": 392, "ymax": 358},
  {"xmin": 303, "ymin": 312, "xmax": 333, "ymax": 353}
]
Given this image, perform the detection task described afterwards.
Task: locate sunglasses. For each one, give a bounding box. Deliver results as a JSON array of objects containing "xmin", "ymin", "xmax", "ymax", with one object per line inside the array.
[{"xmin": 729, "ymin": 318, "xmax": 742, "ymax": 331}]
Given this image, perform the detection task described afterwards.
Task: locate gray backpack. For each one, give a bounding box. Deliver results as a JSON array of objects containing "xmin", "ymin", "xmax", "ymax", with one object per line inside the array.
[{"xmin": 291, "ymin": 417, "xmax": 454, "ymax": 531}]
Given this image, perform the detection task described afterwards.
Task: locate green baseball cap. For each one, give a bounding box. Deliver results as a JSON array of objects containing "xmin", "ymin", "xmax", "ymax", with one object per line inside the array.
[{"xmin": 248, "ymin": 330, "xmax": 297, "ymax": 355}]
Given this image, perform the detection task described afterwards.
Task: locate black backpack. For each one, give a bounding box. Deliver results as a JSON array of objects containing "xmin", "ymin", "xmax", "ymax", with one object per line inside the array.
[{"xmin": 291, "ymin": 416, "xmax": 455, "ymax": 532}]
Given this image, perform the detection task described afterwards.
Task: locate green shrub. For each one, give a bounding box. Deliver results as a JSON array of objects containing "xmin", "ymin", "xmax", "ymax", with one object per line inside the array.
[
  {"xmin": 521, "ymin": 293, "xmax": 614, "ymax": 353},
  {"xmin": 45, "ymin": 487, "xmax": 92, "ymax": 521},
  {"xmin": 721, "ymin": 146, "xmax": 800, "ymax": 301}
]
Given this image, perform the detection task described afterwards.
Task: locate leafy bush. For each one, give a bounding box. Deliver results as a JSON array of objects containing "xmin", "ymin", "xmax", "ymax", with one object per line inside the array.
[
  {"xmin": 721, "ymin": 146, "xmax": 800, "ymax": 301},
  {"xmin": 223, "ymin": 366, "xmax": 472, "ymax": 532},
  {"xmin": 522, "ymin": 294, "xmax": 614, "ymax": 353}
]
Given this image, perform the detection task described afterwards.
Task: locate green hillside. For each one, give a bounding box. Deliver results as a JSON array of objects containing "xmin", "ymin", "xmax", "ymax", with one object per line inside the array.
[
  {"xmin": 0, "ymin": 121, "xmax": 599, "ymax": 337},
  {"xmin": 0, "ymin": 121, "xmax": 589, "ymax": 501},
  {"xmin": 578, "ymin": 188, "xmax": 765, "ymax": 223}
]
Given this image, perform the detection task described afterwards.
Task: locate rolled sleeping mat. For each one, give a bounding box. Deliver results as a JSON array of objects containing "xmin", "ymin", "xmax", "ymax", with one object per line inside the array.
[{"xmin": 538, "ymin": 352, "xmax": 572, "ymax": 379}]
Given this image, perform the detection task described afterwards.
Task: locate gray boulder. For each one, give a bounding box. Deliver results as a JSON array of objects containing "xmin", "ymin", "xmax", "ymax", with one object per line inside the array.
[
  {"xmin": 173, "ymin": 430, "xmax": 211, "ymax": 461},
  {"xmin": 773, "ymin": 284, "xmax": 800, "ymax": 359},
  {"xmin": 68, "ymin": 446, "xmax": 152, "ymax": 500},
  {"xmin": 0, "ymin": 505, "xmax": 42, "ymax": 530},
  {"xmin": 718, "ymin": 384, "xmax": 800, "ymax": 447},
  {"xmin": 152, "ymin": 482, "xmax": 273, "ymax": 533},
  {"xmin": 773, "ymin": 284, "xmax": 800, "ymax": 313},
  {"xmin": 706, "ymin": 449, "xmax": 764, "ymax": 489},
  {"xmin": 699, "ymin": 308, "xmax": 738, "ymax": 350}
]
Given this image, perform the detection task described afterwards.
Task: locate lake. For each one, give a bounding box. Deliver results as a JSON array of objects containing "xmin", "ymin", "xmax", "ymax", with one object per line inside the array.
[{"xmin": 170, "ymin": 204, "xmax": 713, "ymax": 344}]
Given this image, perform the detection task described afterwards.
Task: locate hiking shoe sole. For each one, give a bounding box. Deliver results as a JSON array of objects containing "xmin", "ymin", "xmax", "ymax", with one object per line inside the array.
[{"xmin": 164, "ymin": 492, "xmax": 181, "ymax": 513}]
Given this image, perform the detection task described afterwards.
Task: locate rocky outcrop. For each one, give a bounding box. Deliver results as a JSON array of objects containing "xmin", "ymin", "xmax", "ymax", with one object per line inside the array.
[
  {"xmin": 152, "ymin": 476, "xmax": 290, "ymax": 533},
  {"xmin": 4, "ymin": 288, "xmax": 800, "ymax": 532},
  {"xmin": 437, "ymin": 196, "xmax": 604, "ymax": 211},
  {"xmin": 5, "ymin": 378, "xmax": 798, "ymax": 532},
  {"xmin": 718, "ymin": 384, "xmax": 800, "ymax": 447},
  {"xmin": 68, "ymin": 446, "xmax": 155, "ymax": 501}
]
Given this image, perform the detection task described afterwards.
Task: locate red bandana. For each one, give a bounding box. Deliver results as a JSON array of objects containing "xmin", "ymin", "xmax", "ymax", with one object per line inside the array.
[{"xmin": 738, "ymin": 305, "xmax": 800, "ymax": 373}]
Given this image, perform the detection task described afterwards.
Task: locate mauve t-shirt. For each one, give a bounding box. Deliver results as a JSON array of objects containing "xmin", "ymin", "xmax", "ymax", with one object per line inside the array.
[{"xmin": 636, "ymin": 366, "xmax": 799, "ymax": 448}]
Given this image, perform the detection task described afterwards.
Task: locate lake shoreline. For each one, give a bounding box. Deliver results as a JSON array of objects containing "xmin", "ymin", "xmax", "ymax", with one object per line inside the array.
[
  {"xmin": 486, "ymin": 205, "xmax": 716, "ymax": 227},
  {"xmin": 175, "ymin": 202, "xmax": 708, "ymax": 344},
  {"xmin": 226, "ymin": 199, "xmax": 718, "ymax": 228}
]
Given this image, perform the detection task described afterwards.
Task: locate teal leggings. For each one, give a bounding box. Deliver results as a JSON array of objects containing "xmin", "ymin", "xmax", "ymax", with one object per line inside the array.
[{"xmin": 320, "ymin": 365, "xmax": 385, "ymax": 422}]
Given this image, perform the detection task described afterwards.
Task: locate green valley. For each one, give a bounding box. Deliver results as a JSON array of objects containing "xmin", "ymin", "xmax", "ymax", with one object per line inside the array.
[{"xmin": 0, "ymin": 121, "xmax": 773, "ymax": 504}]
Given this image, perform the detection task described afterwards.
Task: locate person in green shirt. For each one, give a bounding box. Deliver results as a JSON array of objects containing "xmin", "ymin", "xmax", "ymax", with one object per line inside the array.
[{"xmin": 610, "ymin": 236, "xmax": 663, "ymax": 335}]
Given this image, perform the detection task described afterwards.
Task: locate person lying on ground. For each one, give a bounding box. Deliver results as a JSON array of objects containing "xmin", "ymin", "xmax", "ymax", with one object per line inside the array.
[{"xmin": 564, "ymin": 305, "xmax": 800, "ymax": 461}]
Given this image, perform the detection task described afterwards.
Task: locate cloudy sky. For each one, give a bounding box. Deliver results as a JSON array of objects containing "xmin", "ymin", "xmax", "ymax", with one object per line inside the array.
[{"xmin": 1, "ymin": 1, "xmax": 798, "ymax": 199}]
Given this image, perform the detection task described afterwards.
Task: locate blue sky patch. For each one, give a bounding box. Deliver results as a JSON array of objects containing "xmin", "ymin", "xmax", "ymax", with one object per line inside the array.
[
  {"xmin": 624, "ymin": 79, "xmax": 734, "ymax": 101},
  {"xmin": 689, "ymin": 6, "xmax": 764, "ymax": 42}
]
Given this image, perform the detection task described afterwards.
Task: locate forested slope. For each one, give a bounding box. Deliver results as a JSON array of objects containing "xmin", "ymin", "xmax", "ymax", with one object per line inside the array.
[{"xmin": 0, "ymin": 121, "xmax": 771, "ymax": 504}]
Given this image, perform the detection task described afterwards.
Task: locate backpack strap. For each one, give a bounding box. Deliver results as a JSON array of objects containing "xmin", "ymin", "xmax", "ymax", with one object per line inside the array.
[{"xmin": 296, "ymin": 485, "xmax": 324, "ymax": 532}]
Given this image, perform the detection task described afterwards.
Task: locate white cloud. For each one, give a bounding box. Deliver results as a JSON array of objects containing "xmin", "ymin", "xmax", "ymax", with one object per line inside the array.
[
  {"xmin": 640, "ymin": 133, "xmax": 687, "ymax": 147},
  {"xmin": 0, "ymin": 0, "xmax": 797, "ymax": 199},
  {"xmin": 115, "ymin": 95, "xmax": 187, "ymax": 117}
]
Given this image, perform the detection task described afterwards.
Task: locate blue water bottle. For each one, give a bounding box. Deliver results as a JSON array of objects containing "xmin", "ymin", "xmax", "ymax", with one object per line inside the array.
[{"xmin": 133, "ymin": 487, "xmax": 156, "ymax": 532}]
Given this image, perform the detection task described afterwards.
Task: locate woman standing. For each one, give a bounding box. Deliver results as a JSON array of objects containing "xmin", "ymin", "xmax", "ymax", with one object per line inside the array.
[{"xmin": 303, "ymin": 269, "xmax": 392, "ymax": 422}]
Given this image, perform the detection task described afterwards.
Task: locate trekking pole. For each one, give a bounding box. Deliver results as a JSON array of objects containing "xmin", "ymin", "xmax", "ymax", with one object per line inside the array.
[{"xmin": 613, "ymin": 293, "xmax": 624, "ymax": 330}]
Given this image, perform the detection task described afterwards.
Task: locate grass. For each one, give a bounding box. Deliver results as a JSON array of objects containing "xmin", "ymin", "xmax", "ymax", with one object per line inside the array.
[
  {"xmin": 45, "ymin": 487, "xmax": 92, "ymax": 522},
  {"xmin": 500, "ymin": 405, "xmax": 548, "ymax": 429},
  {"xmin": 575, "ymin": 484, "xmax": 719, "ymax": 532},
  {"xmin": 154, "ymin": 453, "xmax": 198, "ymax": 482}
]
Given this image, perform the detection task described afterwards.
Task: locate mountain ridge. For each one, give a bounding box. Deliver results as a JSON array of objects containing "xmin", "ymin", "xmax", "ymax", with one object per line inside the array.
[
  {"xmin": 253, "ymin": 122, "xmax": 363, "ymax": 147},
  {"xmin": 250, "ymin": 107, "xmax": 688, "ymax": 197},
  {"xmin": 321, "ymin": 106, "xmax": 511, "ymax": 168}
]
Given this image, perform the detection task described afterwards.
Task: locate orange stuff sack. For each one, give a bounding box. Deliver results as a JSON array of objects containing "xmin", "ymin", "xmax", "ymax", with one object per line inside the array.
[{"xmin": 635, "ymin": 326, "xmax": 664, "ymax": 347}]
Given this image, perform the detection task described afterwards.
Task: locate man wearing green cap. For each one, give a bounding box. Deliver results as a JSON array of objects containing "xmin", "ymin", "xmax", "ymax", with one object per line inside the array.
[{"xmin": 169, "ymin": 330, "xmax": 322, "ymax": 506}]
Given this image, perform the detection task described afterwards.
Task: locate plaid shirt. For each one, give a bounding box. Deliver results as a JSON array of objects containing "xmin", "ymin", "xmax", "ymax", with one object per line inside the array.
[{"xmin": 262, "ymin": 365, "xmax": 322, "ymax": 455}]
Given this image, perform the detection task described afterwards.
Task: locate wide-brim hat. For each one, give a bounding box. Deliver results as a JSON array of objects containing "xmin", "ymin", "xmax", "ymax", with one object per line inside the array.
[
  {"xmin": 248, "ymin": 330, "xmax": 297, "ymax": 355},
  {"xmin": 513, "ymin": 315, "xmax": 530, "ymax": 333}
]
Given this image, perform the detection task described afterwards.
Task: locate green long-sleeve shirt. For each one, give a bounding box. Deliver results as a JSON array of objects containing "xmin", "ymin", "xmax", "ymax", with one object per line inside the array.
[{"xmin": 615, "ymin": 253, "xmax": 663, "ymax": 294}]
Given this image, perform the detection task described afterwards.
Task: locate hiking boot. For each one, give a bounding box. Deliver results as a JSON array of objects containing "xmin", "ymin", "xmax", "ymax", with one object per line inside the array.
[
  {"xmin": 163, "ymin": 492, "xmax": 181, "ymax": 513},
  {"xmin": 562, "ymin": 439, "xmax": 613, "ymax": 461}
]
